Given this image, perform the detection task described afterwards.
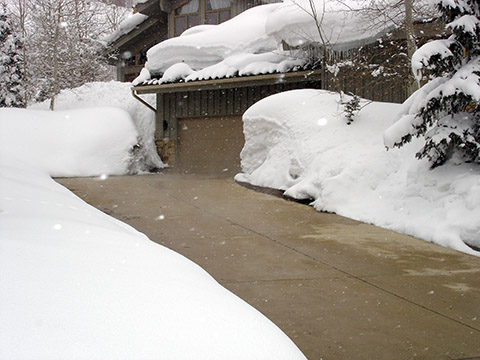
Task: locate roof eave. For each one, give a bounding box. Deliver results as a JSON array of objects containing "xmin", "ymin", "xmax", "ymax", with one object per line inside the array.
[
  {"xmin": 106, "ymin": 16, "xmax": 164, "ymax": 53},
  {"xmin": 132, "ymin": 69, "xmax": 323, "ymax": 94}
]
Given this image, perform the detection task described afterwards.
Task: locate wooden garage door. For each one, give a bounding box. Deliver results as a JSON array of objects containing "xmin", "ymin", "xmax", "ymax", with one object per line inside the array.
[{"xmin": 177, "ymin": 116, "xmax": 244, "ymax": 175}]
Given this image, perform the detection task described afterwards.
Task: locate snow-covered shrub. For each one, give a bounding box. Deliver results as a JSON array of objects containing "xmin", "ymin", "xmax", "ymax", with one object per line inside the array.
[
  {"xmin": 342, "ymin": 93, "xmax": 361, "ymax": 125},
  {"xmin": 0, "ymin": 3, "xmax": 24, "ymax": 108},
  {"xmin": 384, "ymin": 0, "xmax": 480, "ymax": 168}
]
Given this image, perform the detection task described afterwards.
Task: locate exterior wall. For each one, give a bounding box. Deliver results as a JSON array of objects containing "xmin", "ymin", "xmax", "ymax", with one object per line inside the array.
[
  {"xmin": 154, "ymin": 80, "xmax": 322, "ymax": 165},
  {"xmin": 323, "ymin": 67, "xmax": 409, "ymax": 104}
]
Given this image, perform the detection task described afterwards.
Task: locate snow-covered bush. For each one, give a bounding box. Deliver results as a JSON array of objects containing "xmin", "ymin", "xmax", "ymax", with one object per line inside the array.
[
  {"xmin": 0, "ymin": 3, "xmax": 24, "ymax": 108},
  {"xmin": 342, "ymin": 93, "xmax": 361, "ymax": 125},
  {"xmin": 384, "ymin": 0, "xmax": 480, "ymax": 168}
]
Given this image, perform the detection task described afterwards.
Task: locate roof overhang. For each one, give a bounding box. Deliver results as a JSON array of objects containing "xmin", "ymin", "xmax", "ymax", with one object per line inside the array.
[
  {"xmin": 107, "ymin": 15, "xmax": 166, "ymax": 54},
  {"xmin": 135, "ymin": 0, "xmax": 181, "ymax": 17},
  {"xmin": 132, "ymin": 69, "xmax": 324, "ymax": 95}
]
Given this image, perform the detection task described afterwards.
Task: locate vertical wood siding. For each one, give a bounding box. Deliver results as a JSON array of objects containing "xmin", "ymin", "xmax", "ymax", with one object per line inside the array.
[{"xmin": 158, "ymin": 80, "xmax": 322, "ymax": 140}]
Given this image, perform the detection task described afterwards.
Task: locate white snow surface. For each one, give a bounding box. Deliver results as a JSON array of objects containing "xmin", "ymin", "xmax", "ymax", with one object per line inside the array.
[
  {"xmin": 411, "ymin": 39, "xmax": 456, "ymax": 81},
  {"xmin": 386, "ymin": 57, "xmax": 480, "ymax": 148},
  {"xmin": 102, "ymin": 11, "xmax": 148, "ymax": 45},
  {"xmin": 265, "ymin": 0, "xmax": 391, "ymax": 50},
  {"xmin": 137, "ymin": 0, "xmax": 392, "ymax": 84},
  {"xmin": 144, "ymin": 4, "xmax": 281, "ymax": 77},
  {"xmin": 236, "ymin": 89, "xmax": 480, "ymax": 256},
  {"xmin": 0, "ymin": 110, "xmax": 306, "ymax": 359},
  {"xmin": 0, "ymin": 107, "xmax": 138, "ymax": 177},
  {"xmin": 30, "ymin": 81, "xmax": 164, "ymax": 172}
]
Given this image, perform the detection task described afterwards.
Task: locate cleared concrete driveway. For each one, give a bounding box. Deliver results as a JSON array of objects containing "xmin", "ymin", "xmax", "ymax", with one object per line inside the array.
[{"xmin": 57, "ymin": 173, "xmax": 480, "ymax": 360}]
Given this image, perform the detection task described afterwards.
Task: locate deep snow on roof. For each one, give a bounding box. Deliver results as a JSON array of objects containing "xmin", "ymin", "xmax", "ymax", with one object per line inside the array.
[{"xmin": 133, "ymin": 0, "xmax": 395, "ymax": 86}]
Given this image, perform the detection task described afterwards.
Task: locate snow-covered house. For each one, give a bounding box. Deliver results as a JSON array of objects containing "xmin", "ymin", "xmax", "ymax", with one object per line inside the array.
[
  {"xmin": 104, "ymin": 0, "xmax": 277, "ymax": 82},
  {"xmin": 105, "ymin": 0, "xmax": 441, "ymax": 174}
]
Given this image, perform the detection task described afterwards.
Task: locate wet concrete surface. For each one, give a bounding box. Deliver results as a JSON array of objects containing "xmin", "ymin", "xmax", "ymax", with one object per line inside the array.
[{"xmin": 56, "ymin": 173, "xmax": 480, "ymax": 360}]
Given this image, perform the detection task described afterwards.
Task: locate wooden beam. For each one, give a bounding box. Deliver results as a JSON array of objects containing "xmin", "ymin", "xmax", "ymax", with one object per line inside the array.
[
  {"xmin": 132, "ymin": 69, "xmax": 323, "ymax": 94},
  {"xmin": 135, "ymin": 0, "xmax": 164, "ymax": 18}
]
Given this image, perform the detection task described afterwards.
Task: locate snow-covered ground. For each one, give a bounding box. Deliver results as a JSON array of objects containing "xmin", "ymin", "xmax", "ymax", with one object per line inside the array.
[
  {"xmin": 0, "ymin": 108, "xmax": 306, "ymax": 359},
  {"xmin": 236, "ymin": 89, "xmax": 480, "ymax": 256},
  {"xmin": 30, "ymin": 81, "xmax": 164, "ymax": 172}
]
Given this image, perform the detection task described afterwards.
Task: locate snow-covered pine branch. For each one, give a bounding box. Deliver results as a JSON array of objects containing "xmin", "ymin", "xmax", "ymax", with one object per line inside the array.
[
  {"xmin": 0, "ymin": 2, "xmax": 24, "ymax": 107},
  {"xmin": 384, "ymin": 0, "xmax": 480, "ymax": 168}
]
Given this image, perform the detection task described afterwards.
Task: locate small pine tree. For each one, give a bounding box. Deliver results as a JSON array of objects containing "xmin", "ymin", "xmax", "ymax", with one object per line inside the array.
[
  {"xmin": 384, "ymin": 0, "xmax": 479, "ymax": 168},
  {"xmin": 0, "ymin": 2, "xmax": 24, "ymax": 108}
]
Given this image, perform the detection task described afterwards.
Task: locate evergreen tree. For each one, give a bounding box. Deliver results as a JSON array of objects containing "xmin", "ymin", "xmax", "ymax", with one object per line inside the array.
[
  {"xmin": 384, "ymin": 0, "xmax": 480, "ymax": 168},
  {"xmin": 0, "ymin": 2, "xmax": 24, "ymax": 107}
]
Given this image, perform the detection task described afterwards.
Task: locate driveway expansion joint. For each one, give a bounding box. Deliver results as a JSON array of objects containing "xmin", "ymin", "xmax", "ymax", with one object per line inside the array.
[{"xmin": 56, "ymin": 175, "xmax": 480, "ymax": 360}]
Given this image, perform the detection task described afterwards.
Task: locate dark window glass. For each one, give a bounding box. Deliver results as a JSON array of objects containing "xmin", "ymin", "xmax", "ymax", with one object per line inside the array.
[
  {"xmin": 187, "ymin": 14, "xmax": 200, "ymax": 28},
  {"xmin": 205, "ymin": 12, "xmax": 217, "ymax": 24},
  {"xmin": 124, "ymin": 57, "xmax": 135, "ymax": 66},
  {"xmin": 139, "ymin": 51, "xmax": 147, "ymax": 65},
  {"xmin": 218, "ymin": 9, "xmax": 230, "ymax": 23},
  {"xmin": 174, "ymin": 17, "xmax": 187, "ymax": 36}
]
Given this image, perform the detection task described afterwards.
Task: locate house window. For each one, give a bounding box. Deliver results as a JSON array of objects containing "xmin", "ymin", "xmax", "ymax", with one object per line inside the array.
[
  {"xmin": 205, "ymin": 0, "xmax": 231, "ymax": 24},
  {"xmin": 174, "ymin": 0, "xmax": 200, "ymax": 36},
  {"xmin": 174, "ymin": 0, "xmax": 231, "ymax": 36}
]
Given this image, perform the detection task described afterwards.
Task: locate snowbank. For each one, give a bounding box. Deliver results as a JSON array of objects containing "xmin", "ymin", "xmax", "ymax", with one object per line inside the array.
[
  {"xmin": 0, "ymin": 161, "xmax": 306, "ymax": 359},
  {"xmin": 0, "ymin": 107, "xmax": 138, "ymax": 177},
  {"xmin": 0, "ymin": 103, "xmax": 306, "ymax": 359},
  {"xmin": 236, "ymin": 89, "xmax": 480, "ymax": 256},
  {"xmin": 30, "ymin": 81, "xmax": 164, "ymax": 172}
]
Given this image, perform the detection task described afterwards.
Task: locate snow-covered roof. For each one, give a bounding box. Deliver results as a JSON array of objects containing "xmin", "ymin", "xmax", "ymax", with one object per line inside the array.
[
  {"xmin": 102, "ymin": 12, "xmax": 149, "ymax": 45},
  {"xmin": 134, "ymin": 0, "xmax": 394, "ymax": 86},
  {"xmin": 266, "ymin": 0, "xmax": 396, "ymax": 51}
]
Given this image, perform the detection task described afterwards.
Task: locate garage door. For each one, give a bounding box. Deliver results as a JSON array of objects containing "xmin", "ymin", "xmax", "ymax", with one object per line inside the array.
[{"xmin": 177, "ymin": 116, "xmax": 244, "ymax": 175}]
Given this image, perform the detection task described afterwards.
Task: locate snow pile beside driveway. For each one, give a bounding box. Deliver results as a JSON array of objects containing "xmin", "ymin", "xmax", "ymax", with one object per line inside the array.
[
  {"xmin": 236, "ymin": 89, "xmax": 480, "ymax": 256},
  {"xmin": 0, "ymin": 107, "xmax": 138, "ymax": 177},
  {"xmin": 0, "ymin": 109, "xmax": 306, "ymax": 358},
  {"xmin": 30, "ymin": 81, "xmax": 165, "ymax": 172},
  {"xmin": 0, "ymin": 163, "xmax": 306, "ymax": 359}
]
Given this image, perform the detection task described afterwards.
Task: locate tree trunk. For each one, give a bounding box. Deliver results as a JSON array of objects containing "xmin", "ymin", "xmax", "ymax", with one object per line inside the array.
[
  {"xmin": 49, "ymin": 2, "xmax": 62, "ymax": 111},
  {"xmin": 405, "ymin": 0, "xmax": 418, "ymax": 96}
]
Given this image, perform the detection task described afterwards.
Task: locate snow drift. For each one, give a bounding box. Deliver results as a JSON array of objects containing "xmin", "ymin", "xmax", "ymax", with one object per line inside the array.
[
  {"xmin": 30, "ymin": 81, "xmax": 165, "ymax": 172},
  {"xmin": 0, "ymin": 163, "xmax": 306, "ymax": 359},
  {"xmin": 0, "ymin": 104, "xmax": 306, "ymax": 359},
  {"xmin": 0, "ymin": 107, "xmax": 138, "ymax": 177},
  {"xmin": 236, "ymin": 89, "xmax": 480, "ymax": 256}
]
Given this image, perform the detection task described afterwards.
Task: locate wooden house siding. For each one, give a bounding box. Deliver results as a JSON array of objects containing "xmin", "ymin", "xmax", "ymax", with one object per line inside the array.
[{"xmin": 136, "ymin": 71, "xmax": 323, "ymax": 168}]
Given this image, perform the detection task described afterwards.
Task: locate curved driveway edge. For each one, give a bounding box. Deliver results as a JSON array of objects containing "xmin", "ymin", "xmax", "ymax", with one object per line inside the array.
[{"xmin": 57, "ymin": 173, "xmax": 480, "ymax": 360}]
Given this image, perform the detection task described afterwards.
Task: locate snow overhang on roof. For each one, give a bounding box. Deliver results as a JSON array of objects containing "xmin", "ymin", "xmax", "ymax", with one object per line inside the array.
[
  {"xmin": 103, "ymin": 13, "xmax": 150, "ymax": 47},
  {"xmin": 132, "ymin": 69, "xmax": 323, "ymax": 95},
  {"xmin": 102, "ymin": 2, "xmax": 168, "ymax": 54},
  {"xmin": 132, "ymin": 0, "xmax": 400, "ymax": 87}
]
